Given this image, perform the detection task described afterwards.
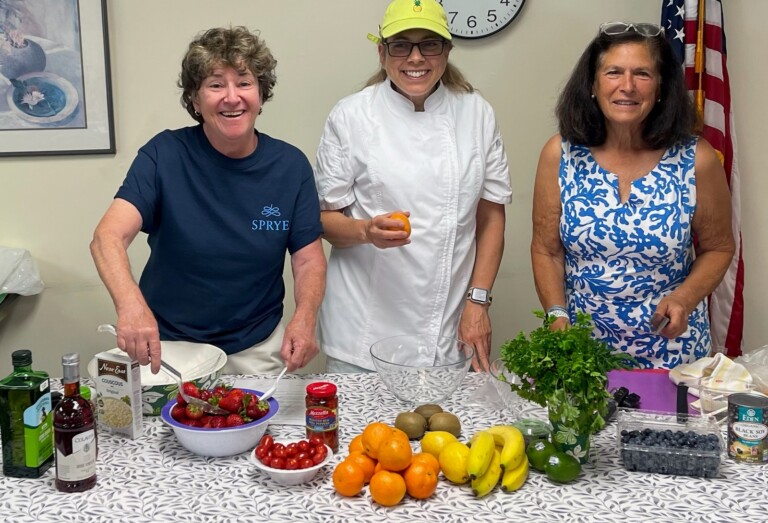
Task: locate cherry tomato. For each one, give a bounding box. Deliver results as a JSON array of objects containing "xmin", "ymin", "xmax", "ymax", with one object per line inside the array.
[
  {"xmin": 285, "ymin": 458, "xmax": 299, "ymax": 470},
  {"xmin": 285, "ymin": 443, "xmax": 299, "ymax": 457},
  {"xmin": 296, "ymin": 451, "xmax": 310, "ymax": 462},
  {"xmin": 313, "ymin": 445, "xmax": 328, "ymax": 462},
  {"xmin": 297, "ymin": 440, "xmax": 310, "ymax": 452},
  {"xmin": 311, "ymin": 452, "xmax": 325, "ymax": 465},
  {"xmin": 273, "ymin": 447, "xmax": 287, "ymax": 459},
  {"xmin": 259, "ymin": 434, "xmax": 274, "ymax": 451},
  {"xmin": 259, "ymin": 452, "xmax": 273, "ymax": 465},
  {"xmin": 272, "ymin": 443, "xmax": 285, "ymax": 453},
  {"xmin": 270, "ymin": 457, "xmax": 286, "ymax": 470},
  {"xmin": 255, "ymin": 446, "xmax": 269, "ymax": 460},
  {"xmin": 309, "ymin": 436, "xmax": 324, "ymax": 449},
  {"xmin": 299, "ymin": 458, "xmax": 314, "ymax": 470}
]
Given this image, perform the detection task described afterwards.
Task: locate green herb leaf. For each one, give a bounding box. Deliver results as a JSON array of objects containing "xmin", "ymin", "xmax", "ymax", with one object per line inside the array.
[{"xmin": 499, "ymin": 310, "xmax": 636, "ymax": 435}]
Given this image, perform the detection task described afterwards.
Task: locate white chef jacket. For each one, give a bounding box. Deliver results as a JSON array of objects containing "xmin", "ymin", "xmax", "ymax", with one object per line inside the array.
[{"xmin": 314, "ymin": 80, "xmax": 513, "ymax": 370}]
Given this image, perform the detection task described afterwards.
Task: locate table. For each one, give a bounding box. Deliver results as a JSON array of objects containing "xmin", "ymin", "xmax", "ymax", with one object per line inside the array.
[{"xmin": 1, "ymin": 372, "xmax": 766, "ymax": 523}]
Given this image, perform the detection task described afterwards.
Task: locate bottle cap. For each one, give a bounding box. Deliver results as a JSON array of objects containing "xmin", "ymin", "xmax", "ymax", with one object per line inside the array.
[
  {"xmin": 12, "ymin": 349, "xmax": 32, "ymax": 367},
  {"xmin": 306, "ymin": 381, "xmax": 337, "ymax": 397},
  {"xmin": 61, "ymin": 353, "xmax": 81, "ymax": 383}
]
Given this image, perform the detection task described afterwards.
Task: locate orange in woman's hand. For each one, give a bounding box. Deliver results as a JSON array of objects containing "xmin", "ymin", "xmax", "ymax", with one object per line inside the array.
[{"xmin": 387, "ymin": 211, "xmax": 411, "ymax": 237}]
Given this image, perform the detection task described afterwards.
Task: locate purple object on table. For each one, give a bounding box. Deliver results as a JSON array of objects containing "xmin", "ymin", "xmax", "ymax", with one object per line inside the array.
[{"xmin": 607, "ymin": 369, "xmax": 697, "ymax": 414}]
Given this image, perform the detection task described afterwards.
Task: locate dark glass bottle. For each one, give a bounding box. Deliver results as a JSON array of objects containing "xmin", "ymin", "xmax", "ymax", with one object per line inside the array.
[
  {"xmin": 53, "ymin": 353, "xmax": 97, "ymax": 492},
  {"xmin": 0, "ymin": 349, "xmax": 54, "ymax": 478}
]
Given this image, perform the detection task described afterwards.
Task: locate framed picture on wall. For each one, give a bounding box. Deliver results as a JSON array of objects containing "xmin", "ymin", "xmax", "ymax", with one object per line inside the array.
[{"xmin": 0, "ymin": 0, "xmax": 115, "ymax": 156}]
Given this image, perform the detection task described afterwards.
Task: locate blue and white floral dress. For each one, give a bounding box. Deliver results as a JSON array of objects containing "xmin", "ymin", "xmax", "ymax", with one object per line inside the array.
[{"xmin": 559, "ymin": 137, "xmax": 710, "ymax": 369}]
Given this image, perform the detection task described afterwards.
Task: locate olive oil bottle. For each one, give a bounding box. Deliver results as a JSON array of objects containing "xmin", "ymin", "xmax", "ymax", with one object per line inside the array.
[{"xmin": 0, "ymin": 349, "xmax": 54, "ymax": 478}]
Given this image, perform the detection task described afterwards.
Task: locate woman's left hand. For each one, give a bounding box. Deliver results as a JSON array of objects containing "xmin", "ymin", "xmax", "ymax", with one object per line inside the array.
[{"xmin": 459, "ymin": 302, "xmax": 492, "ymax": 372}]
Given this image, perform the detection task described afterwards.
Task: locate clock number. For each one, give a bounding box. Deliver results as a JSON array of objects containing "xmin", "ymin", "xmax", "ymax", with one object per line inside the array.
[
  {"xmin": 448, "ymin": 11, "xmax": 458, "ymax": 24},
  {"xmin": 500, "ymin": 0, "xmax": 510, "ymax": 5},
  {"xmin": 487, "ymin": 10, "xmax": 497, "ymax": 23},
  {"xmin": 467, "ymin": 15, "xmax": 477, "ymax": 29}
]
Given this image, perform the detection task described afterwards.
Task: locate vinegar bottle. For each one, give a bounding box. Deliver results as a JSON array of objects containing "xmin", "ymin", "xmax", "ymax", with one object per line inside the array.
[
  {"xmin": 53, "ymin": 353, "xmax": 97, "ymax": 492},
  {"xmin": 0, "ymin": 349, "xmax": 54, "ymax": 478}
]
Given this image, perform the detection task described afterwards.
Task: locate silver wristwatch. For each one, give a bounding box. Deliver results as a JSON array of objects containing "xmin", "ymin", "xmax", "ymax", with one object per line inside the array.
[
  {"xmin": 546, "ymin": 305, "xmax": 569, "ymax": 320},
  {"xmin": 466, "ymin": 287, "xmax": 493, "ymax": 305}
]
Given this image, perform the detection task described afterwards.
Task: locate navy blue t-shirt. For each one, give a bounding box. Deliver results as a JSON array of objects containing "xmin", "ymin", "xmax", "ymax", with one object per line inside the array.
[{"xmin": 116, "ymin": 126, "xmax": 323, "ymax": 354}]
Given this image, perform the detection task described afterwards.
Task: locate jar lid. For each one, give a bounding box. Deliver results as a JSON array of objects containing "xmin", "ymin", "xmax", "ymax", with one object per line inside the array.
[{"xmin": 306, "ymin": 381, "xmax": 337, "ymax": 397}]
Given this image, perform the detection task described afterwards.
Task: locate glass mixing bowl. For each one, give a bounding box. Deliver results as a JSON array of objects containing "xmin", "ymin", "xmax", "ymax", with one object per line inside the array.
[{"xmin": 369, "ymin": 334, "xmax": 474, "ymax": 405}]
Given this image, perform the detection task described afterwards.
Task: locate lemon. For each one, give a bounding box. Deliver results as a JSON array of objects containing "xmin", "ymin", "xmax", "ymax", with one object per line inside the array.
[
  {"xmin": 526, "ymin": 439, "xmax": 556, "ymax": 472},
  {"xmin": 438, "ymin": 441, "xmax": 471, "ymax": 484},
  {"xmin": 420, "ymin": 431, "xmax": 458, "ymax": 459},
  {"xmin": 544, "ymin": 451, "xmax": 581, "ymax": 483}
]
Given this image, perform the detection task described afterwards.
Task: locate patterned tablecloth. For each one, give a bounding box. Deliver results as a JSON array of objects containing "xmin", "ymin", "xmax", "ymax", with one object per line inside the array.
[{"xmin": 1, "ymin": 372, "xmax": 766, "ymax": 523}]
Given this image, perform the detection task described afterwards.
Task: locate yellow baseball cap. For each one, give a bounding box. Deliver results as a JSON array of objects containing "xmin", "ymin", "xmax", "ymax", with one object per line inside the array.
[{"xmin": 379, "ymin": 0, "xmax": 452, "ymax": 41}]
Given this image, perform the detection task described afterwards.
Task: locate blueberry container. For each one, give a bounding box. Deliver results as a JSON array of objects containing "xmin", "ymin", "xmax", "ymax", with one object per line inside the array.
[{"xmin": 617, "ymin": 409, "xmax": 724, "ymax": 478}]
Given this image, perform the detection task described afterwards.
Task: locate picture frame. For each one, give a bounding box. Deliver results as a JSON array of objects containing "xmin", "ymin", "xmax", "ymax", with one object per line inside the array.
[{"xmin": 0, "ymin": 0, "xmax": 115, "ymax": 156}]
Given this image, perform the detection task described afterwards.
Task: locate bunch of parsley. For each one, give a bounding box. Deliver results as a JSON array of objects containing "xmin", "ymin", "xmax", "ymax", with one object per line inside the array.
[{"xmin": 500, "ymin": 311, "xmax": 636, "ymax": 435}]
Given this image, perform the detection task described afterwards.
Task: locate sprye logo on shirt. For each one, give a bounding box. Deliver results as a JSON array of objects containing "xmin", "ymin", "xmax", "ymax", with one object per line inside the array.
[{"xmin": 252, "ymin": 204, "xmax": 289, "ymax": 231}]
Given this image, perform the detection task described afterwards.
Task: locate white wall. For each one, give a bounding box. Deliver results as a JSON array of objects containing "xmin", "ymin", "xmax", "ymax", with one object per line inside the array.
[{"xmin": 1, "ymin": 0, "xmax": 765, "ymax": 377}]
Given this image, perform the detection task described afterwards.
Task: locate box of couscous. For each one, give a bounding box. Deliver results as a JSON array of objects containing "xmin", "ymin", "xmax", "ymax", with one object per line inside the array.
[{"xmin": 93, "ymin": 351, "xmax": 142, "ymax": 439}]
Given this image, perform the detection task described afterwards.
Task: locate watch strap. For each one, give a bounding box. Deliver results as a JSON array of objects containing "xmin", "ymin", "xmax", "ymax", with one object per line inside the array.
[{"xmin": 546, "ymin": 305, "xmax": 569, "ymax": 319}]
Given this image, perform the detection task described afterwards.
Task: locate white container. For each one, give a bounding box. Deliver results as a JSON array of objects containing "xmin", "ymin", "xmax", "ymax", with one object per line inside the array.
[{"xmin": 93, "ymin": 351, "xmax": 142, "ymax": 439}]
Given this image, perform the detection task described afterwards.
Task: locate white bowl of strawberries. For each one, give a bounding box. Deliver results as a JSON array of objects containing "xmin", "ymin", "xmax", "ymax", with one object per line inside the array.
[
  {"xmin": 249, "ymin": 434, "xmax": 333, "ymax": 485},
  {"xmin": 160, "ymin": 384, "xmax": 279, "ymax": 457}
]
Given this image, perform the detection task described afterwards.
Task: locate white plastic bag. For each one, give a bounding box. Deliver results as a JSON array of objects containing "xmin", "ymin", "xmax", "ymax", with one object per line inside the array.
[
  {"xmin": 734, "ymin": 346, "xmax": 768, "ymax": 395},
  {"xmin": 0, "ymin": 247, "xmax": 44, "ymax": 296}
]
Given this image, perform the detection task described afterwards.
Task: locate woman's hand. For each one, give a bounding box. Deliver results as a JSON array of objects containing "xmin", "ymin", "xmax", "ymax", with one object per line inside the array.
[
  {"xmin": 459, "ymin": 302, "xmax": 492, "ymax": 372},
  {"xmin": 652, "ymin": 295, "xmax": 691, "ymax": 339},
  {"xmin": 365, "ymin": 211, "xmax": 411, "ymax": 249}
]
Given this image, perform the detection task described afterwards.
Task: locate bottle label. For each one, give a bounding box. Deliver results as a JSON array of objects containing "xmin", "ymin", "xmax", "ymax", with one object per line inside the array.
[
  {"xmin": 56, "ymin": 429, "xmax": 96, "ymax": 481},
  {"xmin": 22, "ymin": 393, "xmax": 53, "ymax": 467},
  {"xmin": 306, "ymin": 406, "xmax": 337, "ymax": 432}
]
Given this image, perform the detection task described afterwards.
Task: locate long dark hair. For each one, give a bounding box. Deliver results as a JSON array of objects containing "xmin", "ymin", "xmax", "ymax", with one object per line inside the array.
[{"xmin": 556, "ymin": 30, "xmax": 697, "ymax": 148}]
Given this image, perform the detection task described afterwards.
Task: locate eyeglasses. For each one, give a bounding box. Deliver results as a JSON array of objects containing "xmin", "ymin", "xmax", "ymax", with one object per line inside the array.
[
  {"xmin": 383, "ymin": 39, "xmax": 447, "ymax": 57},
  {"xmin": 599, "ymin": 22, "xmax": 665, "ymax": 37}
]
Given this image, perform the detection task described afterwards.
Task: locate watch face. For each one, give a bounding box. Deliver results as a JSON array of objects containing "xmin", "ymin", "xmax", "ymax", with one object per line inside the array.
[
  {"xmin": 440, "ymin": 0, "xmax": 526, "ymax": 40},
  {"xmin": 470, "ymin": 288, "xmax": 489, "ymax": 302}
]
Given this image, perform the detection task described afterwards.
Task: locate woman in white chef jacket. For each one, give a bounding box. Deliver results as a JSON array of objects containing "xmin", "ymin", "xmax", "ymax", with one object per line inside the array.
[{"xmin": 314, "ymin": 0, "xmax": 513, "ymax": 373}]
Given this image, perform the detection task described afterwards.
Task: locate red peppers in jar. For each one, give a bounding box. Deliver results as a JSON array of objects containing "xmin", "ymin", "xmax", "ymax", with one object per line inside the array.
[{"xmin": 305, "ymin": 382, "xmax": 338, "ymax": 453}]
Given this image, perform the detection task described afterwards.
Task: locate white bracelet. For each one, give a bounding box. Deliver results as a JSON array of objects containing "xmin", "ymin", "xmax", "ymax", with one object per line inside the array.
[{"xmin": 546, "ymin": 305, "xmax": 569, "ymax": 319}]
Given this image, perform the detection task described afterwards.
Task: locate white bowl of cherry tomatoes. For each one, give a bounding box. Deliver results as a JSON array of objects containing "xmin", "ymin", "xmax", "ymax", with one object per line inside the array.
[
  {"xmin": 249, "ymin": 434, "xmax": 333, "ymax": 486},
  {"xmin": 160, "ymin": 384, "xmax": 279, "ymax": 457}
]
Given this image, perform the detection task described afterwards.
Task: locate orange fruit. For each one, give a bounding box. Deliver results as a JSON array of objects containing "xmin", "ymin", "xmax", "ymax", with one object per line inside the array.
[
  {"xmin": 374, "ymin": 461, "xmax": 386, "ymax": 474},
  {"xmin": 361, "ymin": 422, "xmax": 393, "ymax": 460},
  {"xmin": 403, "ymin": 462, "xmax": 438, "ymax": 499},
  {"xmin": 410, "ymin": 452, "xmax": 440, "ymax": 476},
  {"xmin": 390, "ymin": 427, "xmax": 411, "ymax": 444},
  {"xmin": 369, "ymin": 470, "xmax": 407, "ymax": 507},
  {"xmin": 377, "ymin": 434, "xmax": 413, "ymax": 472},
  {"xmin": 345, "ymin": 451, "xmax": 376, "ymax": 483},
  {"xmin": 349, "ymin": 434, "xmax": 365, "ymax": 453},
  {"xmin": 332, "ymin": 460, "xmax": 365, "ymax": 497},
  {"xmin": 388, "ymin": 211, "xmax": 411, "ymax": 237}
]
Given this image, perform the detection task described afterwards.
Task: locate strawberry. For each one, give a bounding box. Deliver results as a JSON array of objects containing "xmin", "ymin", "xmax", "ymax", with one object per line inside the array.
[
  {"xmin": 225, "ymin": 413, "xmax": 245, "ymax": 427},
  {"xmin": 181, "ymin": 382, "xmax": 200, "ymax": 399},
  {"xmin": 199, "ymin": 389, "xmax": 213, "ymax": 402},
  {"xmin": 170, "ymin": 404, "xmax": 188, "ymax": 422},
  {"xmin": 212, "ymin": 385, "xmax": 230, "ymax": 398},
  {"xmin": 209, "ymin": 416, "xmax": 227, "ymax": 428},
  {"xmin": 185, "ymin": 403, "xmax": 204, "ymax": 420},
  {"xmin": 246, "ymin": 400, "xmax": 270, "ymax": 420},
  {"xmin": 227, "ymin": 388, "xmax": 245, "ymax": 401},
  {"xmin": 175, "ymin": 394, "xmax": 188, "ymax": 408},
  {"xmin": 218, "ymin": 395, "xmax": 242, "ymax": 414}
]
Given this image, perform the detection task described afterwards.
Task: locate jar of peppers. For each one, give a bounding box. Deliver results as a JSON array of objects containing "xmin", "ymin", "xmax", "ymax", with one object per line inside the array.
[{"xmin": 305, "ymin": 381, "xmax": 338, "ymax": 452}]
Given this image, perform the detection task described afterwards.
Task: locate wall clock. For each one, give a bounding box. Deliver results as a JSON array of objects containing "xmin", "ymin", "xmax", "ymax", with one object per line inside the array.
[{"xmin": 439, "ymin": 0, "xmax": 526, "ymax": 40}]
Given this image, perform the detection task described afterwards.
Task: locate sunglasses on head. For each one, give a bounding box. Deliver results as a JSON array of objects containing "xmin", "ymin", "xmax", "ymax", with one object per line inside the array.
[{"xmin": 599, "ymin": 22, "xmax": 665, "ymax": 37}]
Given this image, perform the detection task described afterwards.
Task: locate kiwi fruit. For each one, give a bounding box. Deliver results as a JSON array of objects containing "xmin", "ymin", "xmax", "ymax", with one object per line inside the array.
[
  {"xmin": 394, "ymin": 412, "xmax": 428, "ymax": 440},
  {"xmin": 413, "ymin": 403, "xmax": 443, "ymax": 421},
  {"xmin": 427, "ymin": 412, "xmax": 461, "ymax": 437}
]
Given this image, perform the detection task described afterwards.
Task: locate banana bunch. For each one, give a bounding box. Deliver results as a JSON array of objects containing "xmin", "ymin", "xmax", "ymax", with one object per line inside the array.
[{"xmin": 466, "ymin": 425, "xmax": 528, "ymax": 496}]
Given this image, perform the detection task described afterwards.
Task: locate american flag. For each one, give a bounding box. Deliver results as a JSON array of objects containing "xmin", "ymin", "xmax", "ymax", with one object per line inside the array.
[{"xmin": 661, "ymin": 0, "xmax": 744, "ymax": 358}]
